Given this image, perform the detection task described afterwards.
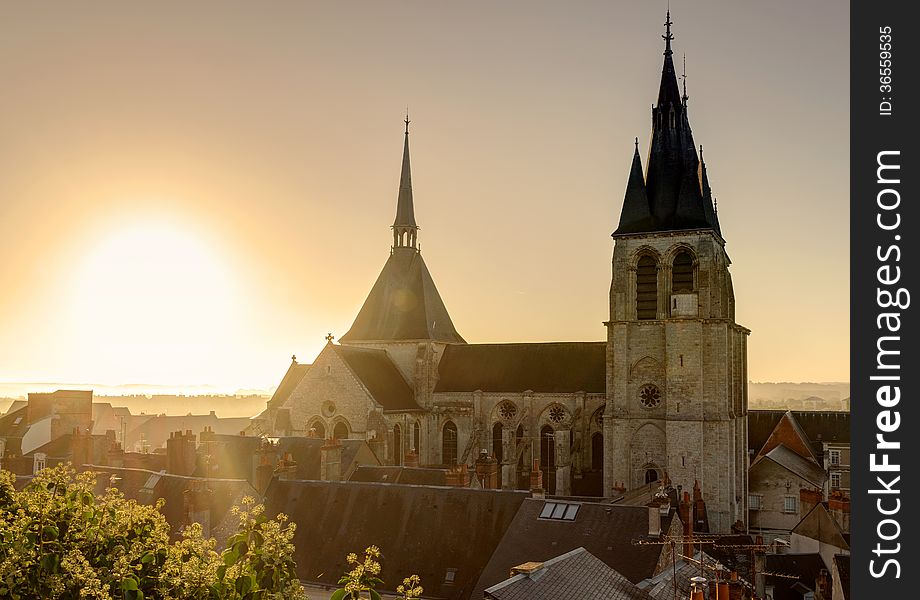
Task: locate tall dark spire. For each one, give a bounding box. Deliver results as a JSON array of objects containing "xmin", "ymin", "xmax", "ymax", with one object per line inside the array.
[
  {"xmin": 393, "ymin": 113, "xmax": 419, "ymax": 250},
  {"xmin": 614, "ymin": 10, "xmax": 721, "ymax": 237}
]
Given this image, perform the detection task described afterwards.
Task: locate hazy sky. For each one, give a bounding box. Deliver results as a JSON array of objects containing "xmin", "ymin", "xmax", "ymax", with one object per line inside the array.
[{"xmin": 0, "ymin": 1, "xmax": 849, "ymax": 393}]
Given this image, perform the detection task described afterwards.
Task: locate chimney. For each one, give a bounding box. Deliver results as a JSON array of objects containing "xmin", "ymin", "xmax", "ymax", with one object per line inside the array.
[
  {"xmin": 530, "ymin": 459, "xmax": 544, "ymax": 499},
  {"xmin": 183, "ymin": 479, "xmax": 213, "ymax": 537},
  {"xmin": 254, "ymin": 440, "xmax": 278, "ymax": 495},
  {"xmin": 445, "ymin": 463, "xmax": 469, "ymax": 487},
  {"xmin": 475, "ymin": 449, "xmax": 499, "ymax": 489},
  {"xmin": 167, "ymin": 430, "xmax": 197, "ymax": 476},
  {"xmin": 321, "ymin": 437, "xmax": 343, "ymax": 482},
  {"xmin": 728, "ymin": 571, "xmax": 744, "ymax": 600},
  {"xmin": 679, "ymin": 491, "xmax": 694, "ymax": 557},
  {"xmin": 277, "ymin": 451, "xmax": 298, "ymax": 481},
  {"xmin": 647, "ymin": 498, "xmax": 667, "ymax": 537},
  {"xmin": 404, "ymin": 448, "xmax": 420, "ymax": 468},
  {"xmin": 753, "ymin": 536, "xmax": 766, "ymax": 599},
  {"xmin": 690, "ymin": 576, "xmax": 707, "ymax": 600}
]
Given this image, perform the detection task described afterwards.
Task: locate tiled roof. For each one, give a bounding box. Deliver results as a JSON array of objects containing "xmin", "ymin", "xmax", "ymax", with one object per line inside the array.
[
  {"xmin": 348, "ymin": 465, "xmax": 449, "ymax": 486},
  {"xmin": 485, "ymin": 547, "xmax": 651, "ymax": 600},
  {"xmin": 472, "ymin": 499, "xmax": 671, "ymax": 598},
  {"xmin": 749, "ymin": 410, "xmax": 850, "ymax": 454},
  {"xmin": 264, "ymin": 479, "xmax": 528, "ymax": 599},
  {"xmin": 435, "ymin": 342, "xmax": 606, "ymax": 394},
  {"xmin": 753, "ymin": 445, "xmax": 826, "ymax": 488},
  {"xmin": 765, "ymin": 553, "xmax": 827, "ymax": 600},
  {"xmin": 267, "ymin": 361, "xmax": 311, "ymax": 409},
  {"xmin": 333, "ymin": 345, "xmax": 419, "ymax": 410},
  {"xmin": 339, "ymin": 249, "xmax": 464, "ymax": 344}
]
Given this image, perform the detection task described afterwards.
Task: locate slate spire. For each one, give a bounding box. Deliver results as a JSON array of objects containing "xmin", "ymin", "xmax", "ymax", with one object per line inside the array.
[
  {"xmin": 614, "ymin": 11, "xmax": 720, "ymax": 237},
  {"xmin": 393, "ymin": 113, "xmax": 419, "ymax": 250},
  {"xmin": 615, "ymin": 138, "xmax": 653, "ymax": 233}
]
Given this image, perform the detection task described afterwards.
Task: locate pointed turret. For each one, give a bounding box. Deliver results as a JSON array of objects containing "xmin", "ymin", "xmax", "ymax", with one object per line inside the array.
[
  {"xmin": 615, "ymin": 139, "xmax": 654, "ymax": 234},
  {"xmin": 615, "ymin": 11, "xmax": 721, "ymax": 237},
  {"xmin": 393, "ymin": 114, "xmax": 419, "ymax": 249}
]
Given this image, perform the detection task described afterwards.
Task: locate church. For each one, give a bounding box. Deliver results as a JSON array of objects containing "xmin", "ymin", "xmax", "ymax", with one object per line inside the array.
[{"xmin": 250, "ymin": 12, "xmax": 749, "ymax": 534}]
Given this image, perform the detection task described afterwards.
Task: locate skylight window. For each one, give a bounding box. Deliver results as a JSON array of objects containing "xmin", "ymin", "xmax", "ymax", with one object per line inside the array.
[{"xmin": 539, "ymin": 501, "xmax": 579, "ymax": 521}]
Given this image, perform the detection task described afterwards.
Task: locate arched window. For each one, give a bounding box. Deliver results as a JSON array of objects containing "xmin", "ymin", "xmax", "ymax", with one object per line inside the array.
[
  {"xmin": 333, "ymin": 422, "xmax": 349, "ymax": 441},
  {"xmin": 310, "ymin": 420, "xmax": 326, "ymax": 439},
  {"xmin": 393, "ymin": 424, "xmax": 402, "ymax": 465},
  {"xmin": 591, "ymin": 432, "xmax": 604, "ymax": 471},
  {"xmin": 540, "ymin": 425, "xmax": 555, "ymax": 471},
  {"xmin": 636, "ymin": 255, "xmax": 658, "ymax": 320},
  {"xmin": 516, "ymin": 425, "xmax": 525, "ymax": 467},
  {"xmin": 645, "ymin": 468, "xmax": 658, "ymax": 484},
  {"xmin": 492, "ymin": 422, "xmax": 504, "ymax": 463},
  {"xmin": 413, "ymin": 421, "xmax": 421, "ymax": 452},
  {"xmin": 672, "ymin": 251, "xmax": 694, "ymax": 293},
  {"xmin": 442, "ymin": 421, "xmax": 458, "ymax": 466}
]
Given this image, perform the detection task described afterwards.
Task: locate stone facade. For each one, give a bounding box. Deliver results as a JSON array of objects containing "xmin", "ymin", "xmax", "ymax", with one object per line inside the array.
[
  {"xmin": 252, "ymin": 13, "xmax": 750, "ymax": 533},
  {"xmin": 604, "ymin": 231, "xmax": 749, "ymax": 532}
]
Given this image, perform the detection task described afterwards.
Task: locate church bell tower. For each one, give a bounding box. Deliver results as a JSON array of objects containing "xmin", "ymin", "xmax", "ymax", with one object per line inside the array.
[{"xmin": 603, "ymin": 12, "xmax": 749, "ymax": 533}]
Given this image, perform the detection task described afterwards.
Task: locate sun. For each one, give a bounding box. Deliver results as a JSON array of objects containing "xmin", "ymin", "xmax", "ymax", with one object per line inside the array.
[{"xmin": 70, "ymin": 221, "xmax": 242, "ymax": 383}]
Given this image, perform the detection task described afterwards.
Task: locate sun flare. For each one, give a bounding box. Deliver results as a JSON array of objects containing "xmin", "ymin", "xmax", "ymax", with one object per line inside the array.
[{"xmin": 70, "ymin": 221, "xmax": 241, "ymax": 380}]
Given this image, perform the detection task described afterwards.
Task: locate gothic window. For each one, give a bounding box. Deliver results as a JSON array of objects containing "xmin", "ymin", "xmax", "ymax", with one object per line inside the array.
[
  {"xmin": 516, "ymin": 424, "xmax": 525, "ymax": 467},
  {"xmin": 548, "ymin": 405, "xmax": 566, "ymax": 425},
  {"xmin": 333, "ymin": 422, "xmax": 349, "ymax": 441},
  {"xmin": 492, "ymin": 422, "xmax": 504, "ymax": 463},
  {"xmin": 672, "ymin": 251, "xmax": 694, "ymax": 293},
  {"xmin": 442, "ymin": 421, "xmax": 458, "ymax": 466},
  {"xmin": 591, "ymin": 432, "xmax": 604, "ymax": 471},
  {"xmin": 645, "ymin": 468, "xmax": 658, "ymax": 484},
  {"xmin": 498, "ymin": 401, "xmax": 517, "ymax": 422},
  {"xmin": 310, "ymin": 420, "xmax": 326, "ymax": 439},
  {"xmin": 413, "ymin": 421, "xmax": 421, "ymax": 452},
  {"xmin": 636, "ymin": 255, "xmax": 658, "ymax": 320},
  {"xmin": 638, "ymin": 384, "xmax": 662, "ymax": 409},
  {"xmin": 593, "ymin": 407, "xmax": 604, "ymax": 428},
  {"xmin": 393, "ymin": 424, "xmax": 402, "ymax": 465},
  {"xmin": 540, "ymin": 425, "xmax": 555, "ymax": 471}
]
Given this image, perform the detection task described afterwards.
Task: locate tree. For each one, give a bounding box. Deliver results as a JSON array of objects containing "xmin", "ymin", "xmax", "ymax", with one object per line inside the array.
[{"xmin": 0, "ymin": 464, "xmax": 306, "ymax": 600}]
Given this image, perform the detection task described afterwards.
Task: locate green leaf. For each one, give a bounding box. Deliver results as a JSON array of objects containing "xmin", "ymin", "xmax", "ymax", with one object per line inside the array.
[{"xmin": 329, "ymin": 590, "xmax": 347, "ymax": 600}]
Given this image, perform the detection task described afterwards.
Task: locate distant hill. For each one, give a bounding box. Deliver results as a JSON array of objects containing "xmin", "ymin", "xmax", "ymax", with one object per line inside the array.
[{"xmin": 748, "ymin": 382, "xmax": 850, "ymax": 411}]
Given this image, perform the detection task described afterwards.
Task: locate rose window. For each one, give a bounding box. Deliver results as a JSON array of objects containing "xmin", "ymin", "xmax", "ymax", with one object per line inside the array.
[
  {"xmin": 499, "ymin": 401, "xmax": 517, "ymax": 421},
  {"xmin": 548, "ymin": 405, "xmax": 566, "ymax": 424},
  {"xmin": 638, "ymin": 384, "xmax": 662, "ymax": 409}
]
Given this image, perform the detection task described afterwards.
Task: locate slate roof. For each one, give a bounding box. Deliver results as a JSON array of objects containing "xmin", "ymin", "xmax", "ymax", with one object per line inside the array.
[
  {"xmin": 792, "ymin": 503, "xmax": 849, "ymax": 550},
  {"xmin": 264, "ymin": 479, "xmax": 529, "ymax": 599},
  {"xmin": 83, "ymin": 465, "xmax": 257, "ymax": 545},
  {"xmin": 267, "ymin": 360, "xmax": 311, "ymax": 410},
  {"xmin": 339, "ymin": 248, "xmax": 464, "ymax": 344},
  {"xmin": 332, "ymin": 345, "xmax": 419, "ymax": 410},
  {"xmin": 833, "ymin": 554, "xmax": 850, "ymax": 600},
  {"xmin": 614, "ymin": 15, "xmax": 719, "ymax": 236},
  {"xmin": 348, "ymin": 465, "xmax": 449, "ymax": 486},
  {"xmin": 749, "ymin": 410, "xmax": 850, "ymax": 455},
  {"xmin": 484, "ymin": 547, "xmax": 651, "ymax": 600},
  {"xmin": 638, "ymin": 551, "xmax": 739, "ymax": 600},
  {"xmin": 435, "ymin": 342, "xmax": 606, "ymax": 393},
  {"xmin": 273, "ymin": 437, "xmax": 379, "ymax": 480},
  {"xmin": 765, "ymin": 553, "xmax": 827, "ymax": 600},
  {"xmin": 0, "ymin": 407, "xmax": 30, "ymax": 454},
  {"xmin": 752, "ymin": 445, "xmax": 826, "ymax": 488},
  {"xmin": 472, "ymin": 499, "xmax": 671, "ymax": 599}
]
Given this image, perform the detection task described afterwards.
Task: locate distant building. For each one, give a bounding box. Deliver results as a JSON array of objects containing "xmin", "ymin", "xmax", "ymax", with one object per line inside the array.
[{"xmin": 251, "ymin": 11, "xmax": 749, "ymax": 534}]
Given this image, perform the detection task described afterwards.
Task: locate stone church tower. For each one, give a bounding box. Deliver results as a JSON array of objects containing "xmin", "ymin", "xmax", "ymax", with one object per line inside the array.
[{"xmin": 603, "ymin": 13, "xmax": 749, "ymax": 532}]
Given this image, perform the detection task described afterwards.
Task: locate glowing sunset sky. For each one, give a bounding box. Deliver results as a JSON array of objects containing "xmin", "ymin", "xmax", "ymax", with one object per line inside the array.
[{"xmin": 0, "ymin": 1, "xmax": 848, "ymax": 392}]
